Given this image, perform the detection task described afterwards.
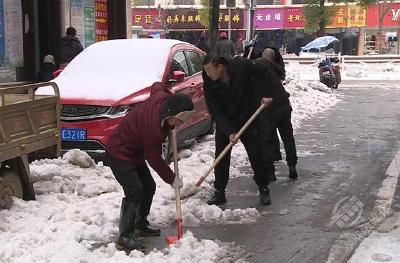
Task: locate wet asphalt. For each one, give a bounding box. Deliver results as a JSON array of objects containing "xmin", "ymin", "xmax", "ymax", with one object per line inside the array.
[{"xmin": 146, "ymin": 83, "xmax": 400, "ymax": 263}]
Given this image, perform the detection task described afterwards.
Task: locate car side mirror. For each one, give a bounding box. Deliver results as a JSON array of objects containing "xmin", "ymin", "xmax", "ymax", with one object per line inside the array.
[{"xmin": 169, "ymin": 71, "xmax": 185, "ymax": 83}]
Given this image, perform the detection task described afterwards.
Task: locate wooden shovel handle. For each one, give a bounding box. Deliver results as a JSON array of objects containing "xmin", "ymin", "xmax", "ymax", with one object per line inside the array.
[
  {"xmin": 196, "ymin": 103, "xmax": 266, "ymax": 187},
  {"xmin": 171, "ymin": 128, "xmax": 183, "ymax": 238}
]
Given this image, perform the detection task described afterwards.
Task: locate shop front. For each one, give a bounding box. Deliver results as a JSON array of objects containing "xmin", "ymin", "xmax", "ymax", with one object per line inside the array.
[
  {"xmin": 163, "ymin": 8, "xmax": 246, "ymax": 49},
  {"xmin": 365, "ymin": 3, "xmax": 400, "ymax": 54}
]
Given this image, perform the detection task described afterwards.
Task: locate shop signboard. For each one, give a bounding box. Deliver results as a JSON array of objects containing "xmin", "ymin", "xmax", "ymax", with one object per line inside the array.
[
  {"xmin": 253, "ymin": 8, "xmax": 284, "ymax": 29},
  {"xmin": 84, "ymin": 1, "xmax": 95, "ymax": 47},
  {"xmin": 0, "ymin": 0, "xmax": 5, "ymax": 66},
  {"xmin": 71, "ymin": 0, "xmax": 85, "ymax": 44},
  {"xmin": 327, "ymin": 6, "xmax": 347, "ymax": 28},
  {"xmin": 132, "ymin": 8, "xmax": 163, "ymax": 30},
  {"xmin": 95, "ymin": 0, "xmax": 108, "ymax": 41},
  {"xmin": 4, "ymin": 0, "xmax": 23, "ymax": 67},
  {"xmin": 367, "ymin": 3, "xmax": 400, "ymax": 27},
  {"xmin": 165, "ymin": 8, "xmax": 244, "ymax": 30},
  {"xmin": 284, "ymin": 7, "xmax": 304, "ymax": 29},
  {"xmin": 347, "ymin": 5, "xmax": 366, "ymax": 27}
]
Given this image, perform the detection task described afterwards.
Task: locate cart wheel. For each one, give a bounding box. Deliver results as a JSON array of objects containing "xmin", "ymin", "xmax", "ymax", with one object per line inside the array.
[{"xmin": 0, "ymin": 169, "xmax": 23, "ymax": 209}]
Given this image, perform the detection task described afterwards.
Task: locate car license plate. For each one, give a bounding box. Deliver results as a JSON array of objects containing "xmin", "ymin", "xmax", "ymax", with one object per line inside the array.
[
  {"xmin": 61, "ymin": 128, "xmax": 87, "ymax": 141},
  {"xmin": 322, "ymin": 71, "xmax": 330, "ymax": 75}
]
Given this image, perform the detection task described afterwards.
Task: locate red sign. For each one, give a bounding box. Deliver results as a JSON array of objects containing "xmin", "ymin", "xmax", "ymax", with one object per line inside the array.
[
  {"xmin": 284, "ymin": 7, "xmax": 305, "ymax": 28},
  {"xmin": 132, "ymin": 8, "xmax": 163, "ymax": 30},
  {"xmin": 367, "ymin": 3, "xmax": 400, "ymax": 27},
  {"xmin": 165, "ymin": 8, "xmax": 244, "ymax": 30},
  {"xmin": 95, "ymin": 0, "xmax": 108, "ymax": 42}
]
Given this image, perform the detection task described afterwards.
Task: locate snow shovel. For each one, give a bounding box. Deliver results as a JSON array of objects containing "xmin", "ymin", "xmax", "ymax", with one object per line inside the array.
[
  {"xmin": 166, "ymin": 128, "xmax": 183, "ymax": 245},
  {"xmin": 181, "ymin": 103, "xmax": 267, "ymax": 199}
]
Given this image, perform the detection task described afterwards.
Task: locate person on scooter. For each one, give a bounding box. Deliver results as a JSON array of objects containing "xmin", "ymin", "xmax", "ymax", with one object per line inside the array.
[
  {"xmin": 202, "ymin": 52, "xmax": 276, "ymax": 206},
  {"xmin": 105, "ymin": 82, "xmax": 194, "ymax": 252}
]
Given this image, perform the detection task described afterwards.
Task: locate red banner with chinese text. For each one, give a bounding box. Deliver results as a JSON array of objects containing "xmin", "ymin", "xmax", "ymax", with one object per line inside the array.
[
  {"xmin": 284, "ymin": 7, "xmax": 304, "ymax": 28},
  {"xmin": 95, "ymin": 0, "xmax": 108, "ymax": 42},
  {"xmin": 132, "ymin": 8, "xmax": 164, "ymax": 30},
  {"xmin": 164, "ymin": 8, "xmax": 244, "ymax": 30},
  {"xmin": 367, "ymin": 3, "xmax": 400, "ymax": 27}
]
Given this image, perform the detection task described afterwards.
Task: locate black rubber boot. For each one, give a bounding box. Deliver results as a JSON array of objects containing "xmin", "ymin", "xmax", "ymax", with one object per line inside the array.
[
  {"xmin": 259, "ymin": 187, "xmax": 271, "ymax": 205},
  {"xmin": 116, "ymin": 198, "xmax": 145, "ymax": 252},
  {"xmin": 207, "ymin": 190, "xmax": 227, "ymax": 205},
  {"xmin": 135, "ymin": 220, "xmax": 161, "ymax": 237},
  {"xmin": 289, "ymin": 165, "xmax": 298, "ymax": 180}
]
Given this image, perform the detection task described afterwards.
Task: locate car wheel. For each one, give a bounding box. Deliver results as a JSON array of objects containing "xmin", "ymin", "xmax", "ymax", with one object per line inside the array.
[
  {"xmin": 161, "ymin": 135, "xmax": 172, "ymax": 164},
  {"xmin": 0, "ymin": 169, "xmax": 23, "ymax": 209}
]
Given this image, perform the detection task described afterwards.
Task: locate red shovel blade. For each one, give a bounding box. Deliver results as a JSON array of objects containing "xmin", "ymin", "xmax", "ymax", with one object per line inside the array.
[
  {"xmin": 166, "ymin": 218, "xmax": 183, "ymax": 245},
  {"xmin": 166, "ymin": 235, "xmax": 179, "ymax": 245}
]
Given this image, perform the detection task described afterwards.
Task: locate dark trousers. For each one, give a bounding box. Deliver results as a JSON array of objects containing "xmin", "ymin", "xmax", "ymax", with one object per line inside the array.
[
  {"xmin": 105, "ymin": 154, "xmax": 156, "ymax": 226},
  {"xmin": 260, "ymin": 102, "xmax": 298, "ymax": 170},
  {"xmin": 214, "ymin": 122, "xmax": 268, "ymax": 192}
]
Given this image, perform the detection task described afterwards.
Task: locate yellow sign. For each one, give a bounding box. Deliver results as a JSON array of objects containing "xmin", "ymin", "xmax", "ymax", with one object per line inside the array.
[{"xmin": 347, "ymin": 5, "xmax": 366, "ymax": 27}]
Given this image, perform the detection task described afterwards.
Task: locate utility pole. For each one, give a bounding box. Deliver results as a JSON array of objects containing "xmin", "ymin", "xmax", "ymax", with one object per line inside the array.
[
  {"xmin": 209, "ymin": 0, "xmax": 220, "ymax": 51},
  {"xmin": 245, "ymin": 0, "xmax": 255, "ymax": 43}
]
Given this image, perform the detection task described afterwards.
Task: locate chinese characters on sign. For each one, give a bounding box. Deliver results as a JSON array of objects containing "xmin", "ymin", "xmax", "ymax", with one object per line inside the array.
[
  {"xmin": 367, "ymin": 3, "xmax": 400, "ymax": 27},
  {"xmin": 327, "ymin": 6, "xmax": 347, "ymax": 28},
  {"xmin": 95, "ymin": 0, "xmax": 108, "ymax": 42},
  {"xmin": 132, "ymin": 9, "xmax": 240, "ymax": 30},
  {"xmin": 284, "ymin": 7, "xmax": 305, "ymax": 28},
  {"xmin": 347, "ymin": 5, "xmax": 366, "ymax": 27},
  {"xmin": 254, "ymin": 8, "xmax": 284, "ymax": 29}
]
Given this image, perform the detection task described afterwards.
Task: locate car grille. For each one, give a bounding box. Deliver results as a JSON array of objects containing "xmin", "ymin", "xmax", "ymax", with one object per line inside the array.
[
  {"xmin": 62, "ymin": 140, "xmax": 106, "ymax": 151},
  {"xmin": 62, "ymin": 105, "xmax": 110, "ymax": 118}
]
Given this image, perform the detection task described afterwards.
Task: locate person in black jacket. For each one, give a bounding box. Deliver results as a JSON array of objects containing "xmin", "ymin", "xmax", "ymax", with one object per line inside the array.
[
  {"xmin": 202, "ymin": 52, "xmax": 278, "ymax": 206},
  {"xmin": 254, "ymin": 48, "xmax": 298, "ymax": 181},
  {"xmin": 37, "ymin": 55, "xmax": 57, "ymax": 82},
  {"xmin": 196, "ymin": 32, "xmax": 210, "ymax": 53},
  {"xmin": 56, "ymin": 27, "xmax": 84, "ymax": 66}
]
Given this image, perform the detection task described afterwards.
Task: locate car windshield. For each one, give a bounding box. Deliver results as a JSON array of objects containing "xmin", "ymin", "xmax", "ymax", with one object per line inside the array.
[{"xmin": 40, "ymin": 39, "xmax": 183, "ymax": 100}]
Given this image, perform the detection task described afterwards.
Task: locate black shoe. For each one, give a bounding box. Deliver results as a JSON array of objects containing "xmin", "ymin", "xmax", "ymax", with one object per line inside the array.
[
  {"xmin": 269, "ymin": 171, "xmax": 277, "ymax": 182},
  {"xmin": 273, "ymin": 152, "xmax": 282, "ymax": 162},
  {"xmin": 135, "ymin": 225, "xmax": 161, "ymax": 237},
  {"xmin": 289, "ymin": 166, "xmax": 298, "ymax": 180},
  {"xmin": 116, "ymin": 235, "xmax": 145, "ymax": 251},
  {"xmin": 207, "ymin": 190, "xmax": 227, "ymax": 205},
  {"xmin": 259, "ymin": 187, "xmax": 271, "ymax": 205}
]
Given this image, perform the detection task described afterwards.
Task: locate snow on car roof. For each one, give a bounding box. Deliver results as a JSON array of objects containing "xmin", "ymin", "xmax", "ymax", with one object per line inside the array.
[{"xmin": 49, "ymin": 39, "xmax": 184, "ymax": 101}]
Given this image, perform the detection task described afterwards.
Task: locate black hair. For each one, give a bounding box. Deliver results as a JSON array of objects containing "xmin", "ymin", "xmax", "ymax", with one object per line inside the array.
[
  {"xmin": 66, "ymin": 27, "xmax": 77, "ymax": 36},
  {"xmin": 203, "ymin": 52, "xmax": 229, "ymax": 66},
  {"xmin": 159, "ymin": 93, "xmax": 194, "ymax": 123}
]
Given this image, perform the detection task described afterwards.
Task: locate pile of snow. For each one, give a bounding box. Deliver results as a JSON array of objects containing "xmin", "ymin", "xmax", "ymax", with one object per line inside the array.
[
  {"xmin": 285, "ymin": 61, "xmax": 400, "ymax": 81},
  {"xmin": 0, "ymin": 63, "xmax": 342, "ymax": 261}
]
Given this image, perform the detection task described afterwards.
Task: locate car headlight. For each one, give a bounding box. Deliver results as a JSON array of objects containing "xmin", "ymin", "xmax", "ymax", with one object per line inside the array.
[{"xmin": 105, "ymin": 105, "xmax": 132, "ymax": 118}]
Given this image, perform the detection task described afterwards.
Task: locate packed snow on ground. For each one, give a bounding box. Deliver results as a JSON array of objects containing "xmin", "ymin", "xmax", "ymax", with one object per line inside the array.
[
  {"xmin": 348, "ymin": 212, "xmax": 400, "ymax": 263},
  {"xmin": 0, "ymin": 66, "xmax": 340, "ymax": 262},
  {"xmin": 285, "ymin": 61, "xmax": 400, "ymax": 81}
]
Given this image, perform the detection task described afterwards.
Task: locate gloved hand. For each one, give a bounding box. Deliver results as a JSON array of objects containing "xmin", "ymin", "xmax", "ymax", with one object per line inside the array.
[
  {"xmin": 172, "ymin": 176, "xmax": 183, "ymax": 189},
  {"xmin": 248, "ymin": 39, "xmax": 257, "ymax": 47}
]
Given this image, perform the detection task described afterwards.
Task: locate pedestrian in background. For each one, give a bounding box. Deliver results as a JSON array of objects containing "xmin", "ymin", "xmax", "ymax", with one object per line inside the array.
[
  {"xmin": 56, "ymin": 27, "xmax": 83, "ymax": 68},
  {"xmin": 196, "ymin": 32, "xmax": 210, "ymax": 53},
  {"xmin": 216, "ymin": 32, "xmax": 236, "ymax": 59},
  {"xmin": 37, "ymin": 55, "xmax": 57, "ymax": 82}
]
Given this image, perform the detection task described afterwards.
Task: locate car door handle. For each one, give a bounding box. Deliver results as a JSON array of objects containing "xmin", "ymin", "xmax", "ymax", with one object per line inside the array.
[{"xmin": 190, "ymin": 83, "xmax": 196, "ymax": 86}]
